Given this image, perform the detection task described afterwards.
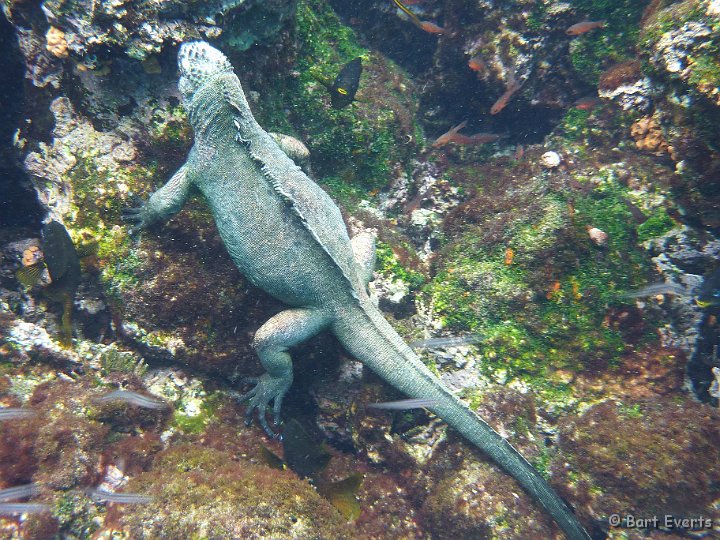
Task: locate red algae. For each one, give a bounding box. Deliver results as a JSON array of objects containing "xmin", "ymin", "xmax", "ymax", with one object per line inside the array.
[
  {"xmin": 598, "ymin": 60, "xmax": 643, "ymax": 92},
  {"xmin": 119, "ymin": 445, "xmax": 353, "ymax": 538},
  {"xmin": 553, "ymin": 397, "xmax": 720, "ymax": 523}
]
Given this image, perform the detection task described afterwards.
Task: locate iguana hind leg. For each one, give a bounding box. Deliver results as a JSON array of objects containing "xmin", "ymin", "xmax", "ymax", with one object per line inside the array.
[{"xmin": 240, "ymin": 307, "xmax": 329, "ymax": 437}]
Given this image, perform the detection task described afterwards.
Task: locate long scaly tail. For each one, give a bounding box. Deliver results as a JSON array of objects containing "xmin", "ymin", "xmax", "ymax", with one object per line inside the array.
[{"xmin": 333, "ymin": 302, "xmax": 591, "ymax": 540}]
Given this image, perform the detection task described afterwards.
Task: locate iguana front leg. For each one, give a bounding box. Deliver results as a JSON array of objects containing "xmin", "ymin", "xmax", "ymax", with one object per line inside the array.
[
  {"xmin": 239, "ymin": 307, "xmax": 330, "ymax": 437},
  {"xmin": 122, "ymin": 166, "xmax": 192, "ymax": 232}
]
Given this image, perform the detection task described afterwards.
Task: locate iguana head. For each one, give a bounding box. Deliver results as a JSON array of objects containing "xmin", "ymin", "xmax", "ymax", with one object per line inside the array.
[{"xmin": 178, "ymin": 41, "xmax": 234, "ymax": 105}]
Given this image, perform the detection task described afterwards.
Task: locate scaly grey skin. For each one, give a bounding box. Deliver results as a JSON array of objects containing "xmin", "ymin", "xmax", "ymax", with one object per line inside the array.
[{"xmin": 123, "ymin": 41, "xmax": 591, "ymax": 540}]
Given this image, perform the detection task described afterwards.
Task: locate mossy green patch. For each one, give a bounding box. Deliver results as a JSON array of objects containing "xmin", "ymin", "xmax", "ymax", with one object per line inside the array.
[
  {"xmin": 637, "ymin": 207, "xmax": 676, "ymax": 242},
  {"xmin": 568, "ymin": 0, "xmax": 648, "ymax": 85},
  {"xmin": 425, "ymin": 166, "xmax": 655, "ymax": 389},
  {"xmin": 290, "ymin": 0, "xmax": 418, "ymax": 193},
  {"xmin": 172, "ymin": 391, "xmax": 222, "ymax": 434},
  {"xmin": 375, "ymin": 241, "xmax": 425, "ymax": 291},
  {"xmin": 560, "ymin": 108, "xmax": 593, "ymax": 141}
]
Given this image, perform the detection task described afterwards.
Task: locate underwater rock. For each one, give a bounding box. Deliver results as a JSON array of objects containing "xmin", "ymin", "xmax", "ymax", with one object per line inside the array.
[
  {"xmin": 419, "ymin": 389, "xmax": 558, "ymax": 538},
  {"xmin": 586, "ymin": 226, "xmax": 608, "ymax": 247},
  {"xmin": 643, "ymin": 3, "xmax": 719, "ymax": 106},
  {"xmin": 639, "ymin": 0, "xmax": 720, "ymax": 229},
  {"xmin": 29, "ymin": 0, "xmax": 295, "ymax": 61},
  {"xmin": 554, "ymin": 397, "xmax": 720, "ymax": 526},
  {"xmin": 119, "ymin": 445, "xmax": 353, "ymax": 538},
  {"xmin": 44, "ymin": 26, "xmax": 68, "ymax": 59},
  {"xmin": 597, "ymin": 60, "xmax": 655, "ymax": 112},
  {"xmin": 630, "ymin": 115, "xmax": 672, "ymax": 156}
]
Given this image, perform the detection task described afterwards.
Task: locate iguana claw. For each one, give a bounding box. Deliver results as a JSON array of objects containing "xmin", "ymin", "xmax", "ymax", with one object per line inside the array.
[
  {"xmin": 237, "ymin": 373, "xmax": 289, "ymax": 438},
  {"xmin": 121, "ymin": 204, "xmax": 150, "ymax": 234}
]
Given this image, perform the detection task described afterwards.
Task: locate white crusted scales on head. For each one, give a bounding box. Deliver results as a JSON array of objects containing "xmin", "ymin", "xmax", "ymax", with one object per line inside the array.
[{"xmin": 178, "ymin": 41, "xmax": 234, "ymax": 96}]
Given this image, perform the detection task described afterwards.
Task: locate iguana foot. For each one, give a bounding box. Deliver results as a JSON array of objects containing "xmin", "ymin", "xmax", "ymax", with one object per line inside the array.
[
  {"xmin": 237, "ymin": 373, "xmax": 292, "ymax": 438},
  {"xmin": 121, "ymin": 200, "xmax": 152, "ymax": 234},
  {"xmin": 241, "ymin": 308, "xmax": 329, "ymax": 437}
]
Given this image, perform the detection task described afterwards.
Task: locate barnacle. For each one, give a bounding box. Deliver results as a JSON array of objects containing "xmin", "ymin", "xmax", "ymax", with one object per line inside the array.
[
  {"xmin": 630, "ymin": 116, "xmax": 672, "ymax": 156},
  {"xmin": 21, "ymin": 246, "xmax": 42, "ymax": 267},
  {"xmin": 45, "ymin": 27, "xmax": 69, "ymax": 59}
]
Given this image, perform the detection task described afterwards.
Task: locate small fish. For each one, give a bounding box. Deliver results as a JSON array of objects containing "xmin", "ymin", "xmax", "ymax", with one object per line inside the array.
[
  {"xmin": 0, "ymin": 484, "xmax": 40, "ymax": 502},
  {"xmin": 15, "ymin": 221, "xmax": 82, "ymax": 344},
  {"xmin": 432, "ymin": 121, "xmax": 500, "ymax": 148},
  {"xmin": 622, "ymin": 282, "xmax": 689, "ymax": 299},
  {"xmin": 316, "ymin": 473, "xmax": 363, "ymax": 521},
  {"xmin": 418, "ymin": 20, "xmax": 444, "ymax": 34},
  {"xmin": 0, "ymin": 503, "xmax": 52, "ymax": 514},
  {"xmin": 573, "ymin": 96, "xmax": 601, "ymax": 110},
  {"xmin": 409, "ymin": 335, "xmax": 483, "ymax": 349},
  {"xmin": 392, "ymin": 0, "xmax": 445, "ymax": 35},
  {"xmin": 322, "ymin": 58, "xmax": 362, "ymax": 109},
  {"xmin": 282, "ymin": 418, "xmax": 331, "ymax": 478},
  {"xmin": 468, "ymin": 56, "xmax": 486, "ymax": 73},
  {"xmin": 504, "ymin": 247, "xmax": 514, "ymax": 265},
  {"xmin": 86, "ymin": 488, "xmax": 152, "ymax": 504},
  {"xmin": 94, "ymin": 390, "xmax": 168, "ymax": 410},
  {"xmin": 0, "ymin": 407, "xmax": 37, "ymax": 421},
  {"xmin": 622, "ymin": 198, "xmax": 648, "ymax": 224},
  {"xmin": 490, "ymin": 79, "xmax": 522, "ymax": 115},
  {"xmin": 696, "ymin": 269, "xmax": 720, "ymax": 308},
  {"xmin": 367, "ymin": 398, "xmax": 439, "ymax": 410},
  {"xmin": 566, "ymin": 21, "xmax": 606, "ymax": 36}
]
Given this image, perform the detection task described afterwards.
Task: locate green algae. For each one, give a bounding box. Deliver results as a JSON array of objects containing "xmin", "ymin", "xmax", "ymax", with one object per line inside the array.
[
  {"xmin": 55, "ymin": 491, "xmax": 101, "ymax": 539},
  {"xmin": 375, "ymin": 241, "xmax": 425, "ymax": 291},
  {"xmin": 559, "ymin": 108, "xmax": 593, "ymax": 141},
  {"xmin": 569, "ymin": 0, "xmax": 649, "ymax": 85},
  {"xmin": 637, "ymin": 207, "xmax": 676, "ymax": 242},
  {"xmin": 291, "ymin": 0, "xmax": 418, "ymax": 193},
  {"xmin": 424, "ymin": 164, "xmax": 657, "ymax": 391},
  {"xmin": 172, "ymin": 391, "xmax": 222, "ymax": 434}
]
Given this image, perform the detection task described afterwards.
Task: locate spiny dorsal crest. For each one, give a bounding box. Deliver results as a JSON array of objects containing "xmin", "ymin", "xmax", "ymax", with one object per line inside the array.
[{"xmin": 178, "ymin": 41, "xmax": 234, "ymax": 99}]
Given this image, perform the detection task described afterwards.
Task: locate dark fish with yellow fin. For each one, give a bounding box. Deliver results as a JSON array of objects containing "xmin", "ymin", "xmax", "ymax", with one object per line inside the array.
[
  {"xmin": 263, "ymin": 418, "xmax": 363, "ymax": 520},
  {"xmin": 319, "ymin": 57, "xmax": 362, "ymax": 109},
  {"xmin": 15, "ymin": 221, "xmax": 81, "ymax": 344},
  {"xmin": 316, "ymin": 473, "xmax": 363, "ymax": 521},
  {"xmin": 259, "ymin": 445, "xmax": 285, "ymax": 470},
  {"xmin": 259, "ymin": 417, "xmax": 327, "ymax": 475},
  {"xmin": 696, "ymin": 268, "xmax": 720, "ymax": 308},
  {"xmin": 281, "ymin": 417, "xmax": 331, "ymax": 478}
]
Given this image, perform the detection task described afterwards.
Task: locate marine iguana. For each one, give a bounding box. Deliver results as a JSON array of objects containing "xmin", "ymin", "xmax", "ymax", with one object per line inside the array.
[{"xmin": 123, "ymin": 41, "xmax": 591, "ymax": 540}]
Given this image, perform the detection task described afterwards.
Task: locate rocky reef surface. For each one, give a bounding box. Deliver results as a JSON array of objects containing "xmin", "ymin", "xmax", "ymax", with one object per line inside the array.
[{"xmin": 1, "ymin": 0, "xmax": 719, "ymax": 538}]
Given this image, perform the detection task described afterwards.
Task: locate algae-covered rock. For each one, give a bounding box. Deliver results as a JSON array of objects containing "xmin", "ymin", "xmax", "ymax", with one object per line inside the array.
[
  {"xmin": 639, "ymin": 0, "xmax": 720, "ymax": 229},
  {"xmin": 119, "ymin": 445, "xmax": 353, "ymax": 539},
  {"xmin": 553, "ymin": 397, "xmax": 720, "ymax": 525},
  {"xmin": 290, "ymin": 0, "xmax": 421, "ymax": 195}
]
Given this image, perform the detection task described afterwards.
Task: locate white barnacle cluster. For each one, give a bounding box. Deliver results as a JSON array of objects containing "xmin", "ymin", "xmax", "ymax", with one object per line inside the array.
[{"xmin": 598, "ymin": 77, "xmax": 654, "ymax": 112}]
